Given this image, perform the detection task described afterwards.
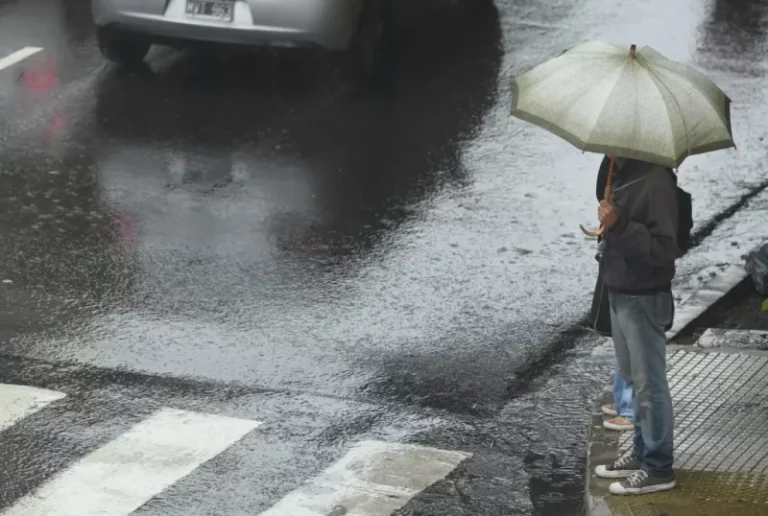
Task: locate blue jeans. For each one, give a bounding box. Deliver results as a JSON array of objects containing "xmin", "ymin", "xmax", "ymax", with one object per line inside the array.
[
  {"xmin": 609, "ymin": 291, "xmax": 674, "ymax": 477},
  {"xmin": 613, "ymin": 359, "xmax": 634, "ymax": 419}
]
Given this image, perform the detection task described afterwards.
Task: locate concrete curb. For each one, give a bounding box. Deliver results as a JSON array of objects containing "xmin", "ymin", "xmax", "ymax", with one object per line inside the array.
[
  {"xmin": 666, "ymin": 263, "xmax": 748, "ymax": 339},
  {"xmin": 583, "ymin": 392, "xmax": 619, "ymax": 516},
  {"xmin": 583, "ymin": 493, "xmax": 612, "ymax": 516},
  {"xmin": 697, "ymin": 328, "xmax": 768, "ymax": 350}
]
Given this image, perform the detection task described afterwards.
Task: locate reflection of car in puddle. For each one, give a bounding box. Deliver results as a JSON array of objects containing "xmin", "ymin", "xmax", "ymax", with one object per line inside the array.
[
  {"xmin": 165, "ymin": 151, "xmax": 240, "ymax": 191},
  {"xmin": 2, "ymin": 51, "xmax": 80, "ymax": 158},
  {"xmin": 89, "ymin": 1, "xmax": 503, "ymax": 265},
  {"xmin": 18, "ymin": 60, "xmax": 59, "ymax": 94},
  {"xmin": 95, "ymin": 142, "xmax": 322, "ymax": 249},
  {"xmin": 0, "ymin": 58, "xmax": 61, "ymax": 138}
]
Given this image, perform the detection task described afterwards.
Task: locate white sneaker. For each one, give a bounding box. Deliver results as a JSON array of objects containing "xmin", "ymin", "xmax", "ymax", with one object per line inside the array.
[{"xmin": 601, "ymin": 403, "xmax": 618, "ymax": 417}]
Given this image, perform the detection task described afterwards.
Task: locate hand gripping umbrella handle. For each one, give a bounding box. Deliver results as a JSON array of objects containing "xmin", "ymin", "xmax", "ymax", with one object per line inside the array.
[{"xmin": 580, "ymin": 154, "xmax": 616, "ymax": 238}]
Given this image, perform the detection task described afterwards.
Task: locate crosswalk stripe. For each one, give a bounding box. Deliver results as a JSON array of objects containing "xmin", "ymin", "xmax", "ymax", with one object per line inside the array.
[
  {"xmin": 0, "ymin": 407, "xmax": 261, "ymax": 516},
  {"xmin": 0, "ymin": 47, "xmax": 43, "ymax": 72},
  {"xmin": 259, "ymin": 440, "xmax": 471, "ymax": 516},
  {"xmin": 0, "ymin": 384, "xmax": 66, "ymax": 433}
]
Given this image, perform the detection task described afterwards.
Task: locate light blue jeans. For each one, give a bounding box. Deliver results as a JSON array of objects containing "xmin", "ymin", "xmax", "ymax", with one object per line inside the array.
[
  {"xmin": 609, "ymin": 291, "xmax": 674, "ymax": 477},
  {"xmin": 613, "ymin": 359, "xmax": 634, "ymax": 419}
]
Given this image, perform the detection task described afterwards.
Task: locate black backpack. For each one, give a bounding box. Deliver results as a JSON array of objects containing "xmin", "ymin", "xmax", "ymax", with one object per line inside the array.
[{"xmin": 667, "ymin": 169, "xmax": 693, "ymax": 255}]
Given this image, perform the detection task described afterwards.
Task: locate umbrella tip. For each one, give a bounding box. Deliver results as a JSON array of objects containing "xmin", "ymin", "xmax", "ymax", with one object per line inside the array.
[{"xmin": 629, "ymin": 44, "xmax": 637, "ymax": 58}]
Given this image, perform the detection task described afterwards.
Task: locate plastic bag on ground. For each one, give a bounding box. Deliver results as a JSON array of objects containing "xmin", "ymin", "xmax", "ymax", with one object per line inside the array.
[{"xmin": 746, "ymin": 242, "xmax": 768, "ymax": 295}]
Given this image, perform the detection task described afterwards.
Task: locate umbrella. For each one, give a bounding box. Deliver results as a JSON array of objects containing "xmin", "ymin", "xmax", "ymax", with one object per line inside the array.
[{"xmin": 510, "ymin": 41, "xmax": 735, "ymax": 236}]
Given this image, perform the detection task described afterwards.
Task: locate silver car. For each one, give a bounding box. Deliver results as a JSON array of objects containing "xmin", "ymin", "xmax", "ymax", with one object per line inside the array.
[{"xmin": 91, "ymin": 0, "xmax": 395, "ymax": 83}]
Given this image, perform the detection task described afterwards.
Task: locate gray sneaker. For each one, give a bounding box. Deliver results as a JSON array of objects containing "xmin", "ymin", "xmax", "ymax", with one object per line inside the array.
[
  {"xmin": 595, "ymin": 451, "xmax": 642, "ymax": 479},
  {"xmin": 609, "ymin": 470, "xmax": 676, "ymax": 495}
]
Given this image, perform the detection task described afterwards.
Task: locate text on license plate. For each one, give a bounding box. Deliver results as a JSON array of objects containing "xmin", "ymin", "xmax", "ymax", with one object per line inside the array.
[{"xmin": 185, "ymin": 0, "xmax": 234, "ymax": 21}]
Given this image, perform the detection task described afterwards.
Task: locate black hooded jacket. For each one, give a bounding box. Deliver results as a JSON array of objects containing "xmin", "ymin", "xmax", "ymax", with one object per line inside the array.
[{"xmin": 596, "ymin": 156, "xmax": 679, "ymax": 294}]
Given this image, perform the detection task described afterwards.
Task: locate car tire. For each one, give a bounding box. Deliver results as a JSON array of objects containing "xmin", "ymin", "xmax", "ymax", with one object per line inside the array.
[
  {"xmin": 97, "ymin": 27, "xmax": 151, "ymax": 68},
  {"xmin": 339, "ymin": 0, "xmax": 392, "ymax": 90}
]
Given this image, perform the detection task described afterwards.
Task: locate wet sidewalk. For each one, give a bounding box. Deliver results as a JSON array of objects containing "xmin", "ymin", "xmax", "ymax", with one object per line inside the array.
[{"xmin": 585, "ymin": 330, "xmax": 768, "ymax": 516}]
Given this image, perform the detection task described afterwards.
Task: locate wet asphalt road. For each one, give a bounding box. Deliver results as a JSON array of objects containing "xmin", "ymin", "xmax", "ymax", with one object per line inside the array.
[{"xmin": 0, "ymin": 0, "xmax": 766, "ymax": 514}]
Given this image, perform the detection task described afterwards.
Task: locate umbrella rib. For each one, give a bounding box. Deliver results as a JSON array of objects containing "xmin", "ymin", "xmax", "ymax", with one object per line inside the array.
[
  {"xmin": 511, "ymin": 56, "xmax": 616, "ymax": 146},
  {"xmin": 559, "ymin": 63, "xmax": 623, "ymax": 147},
  {"xmin": 514, "ymin": 55, "xmax": 610, "ymax": 95},
  {"xmin": 583, "ymin": 61, "xmax": 629, "ymax": 149},
  {"xmin": 645, "ymin": 66, "xmax": 691, "ymax": 162},
  {"xmin": 648, "ymin": 58, "xmax": 733, "ymax": 129}
]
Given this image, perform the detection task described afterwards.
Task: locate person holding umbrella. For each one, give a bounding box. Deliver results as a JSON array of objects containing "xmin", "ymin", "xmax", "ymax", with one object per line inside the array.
[
  {"xmin": 510, "ymin": 42, "xmax": 735, "ymax": 495},
  {"xmin": 593, "ymin": 155, "xmax": 678, "ymax": 494}
]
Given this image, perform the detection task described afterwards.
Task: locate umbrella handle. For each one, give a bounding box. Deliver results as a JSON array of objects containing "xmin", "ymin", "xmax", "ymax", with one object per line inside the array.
[
  {"xmin": 580, "ymin": 155, "xmax": 616, "ymax": 238},
  {"xmin": 580, "ymin": 223, "xmax": 605, "ymax": 237}
]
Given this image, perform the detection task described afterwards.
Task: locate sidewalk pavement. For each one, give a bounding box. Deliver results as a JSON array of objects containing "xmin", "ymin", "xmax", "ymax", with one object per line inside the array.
[{"xmin": 584, "ymin": 331, "xmax": 768, "ymax": 516}]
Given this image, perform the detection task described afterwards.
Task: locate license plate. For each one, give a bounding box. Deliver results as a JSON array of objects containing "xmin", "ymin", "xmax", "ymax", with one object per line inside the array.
[{"xmin": 185, "ymin": 0, "xmax": 234, "ymax": 22}]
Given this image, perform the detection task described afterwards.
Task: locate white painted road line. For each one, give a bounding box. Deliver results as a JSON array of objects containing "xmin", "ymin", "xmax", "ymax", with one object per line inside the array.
[
  {"xmin": 0, "ymin": 384, "xmax": 66, "ymax": 433},
  {"xmin": 0, "ymin": 47, "xmax": 43, "ymax": 72},
  {"xmin": 1, "ymin": 408, "xmax": 261, "ymax": 516},
  {"xmin": 259, "ymin": 440, "xmax": 471, "ymax": 516}
]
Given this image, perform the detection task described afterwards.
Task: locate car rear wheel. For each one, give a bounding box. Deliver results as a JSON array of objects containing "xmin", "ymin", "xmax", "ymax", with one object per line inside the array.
[
  {"xmin": 97, "ymin": 27, "xmax": 151, "ymax": 67},
  {"xmin": 339, "ymin": 0, "xmax": 392, "ymax": 90}
]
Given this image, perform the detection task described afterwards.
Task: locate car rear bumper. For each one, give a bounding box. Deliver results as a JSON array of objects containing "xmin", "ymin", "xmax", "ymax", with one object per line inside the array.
[{"xmin": 92, "ymin": 0, "xmax": 363, "ymax": 50}]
